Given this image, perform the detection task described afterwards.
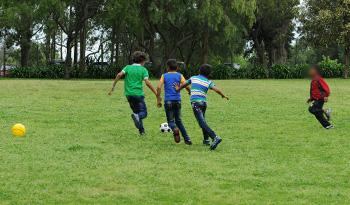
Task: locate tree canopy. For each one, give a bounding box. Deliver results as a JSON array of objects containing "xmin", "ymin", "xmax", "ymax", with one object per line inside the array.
[{"xmin": 0, "ymin": 0, "xmax": 349, "ymax": 78}]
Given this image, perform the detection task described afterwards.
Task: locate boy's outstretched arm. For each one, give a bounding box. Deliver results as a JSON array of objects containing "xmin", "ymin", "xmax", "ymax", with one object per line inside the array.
[
  {"xmin": 185, "ymin": 86, "xmax": 191, "ymax": 95},
  {"xmin": 108, "ymin": 72, "xmax": 125, "ymax": 95},
  {"xmin": 175, "ymin": 82, "xmax": 190, "ymax": 92},
  {"xmin": 145, "ymin": 79, "xmax": 158, "ymax": 97},
  {"xmin": 211, "ymin": 86, "xmax": 229, "ymax": 100}
]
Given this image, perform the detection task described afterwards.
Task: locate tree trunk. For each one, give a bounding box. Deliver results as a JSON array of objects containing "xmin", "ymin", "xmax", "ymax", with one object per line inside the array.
[
  {"xmin": 73, "ymin": 37, "xmax": 78, "ymax": 68},
  {"xmin": 60, "ymin": 29, "xmax": 64, "ymax": 60},
  {"xmin": 344, "ymin": 47, "xmax": 349, "ymax": 79},
  {"xmin": 115, "ymin": 39, "xmax": 119, "ymax": 66},
  {"xmin": 79, "ymin": 24, "xmax": 86, "ymax": 72},
  {"xmin": 268, "ymin": 47, "xmax": 276, "ymax": 66},
  {"xmin": 51, "ymin": 30, "xmax": 56, "ymax": 61},
  {"xmin": 256, "ymin": 41, "xmax": 267, "ymax": 66},
  {"xmin": 65, "ymin": 36, "xmax": 73, "ymax": 79},
  {"xmin": 20, "ymin": 33, "xmax": 32, "ymax": 67},
  {"xmin": 36, "ymin": 44, "xmax": 39, "ymax": 66},
  {"xmin": 100, "ymin": 40, "xmax": 104, "ymax": 63},
  {"xmin": 110, "ymin": 25, "xmax": 116, "ymax": 65},
  {"xmin": 2, "ymin": 42, "xmax": 6, "ymax": 76},
  {"xmin": 45, "ymin": 33, "xmax": 51, "ymax": 64},
  {"xmin": 201, "ymin": 25, "xmax": 209, "ymax": 64}
]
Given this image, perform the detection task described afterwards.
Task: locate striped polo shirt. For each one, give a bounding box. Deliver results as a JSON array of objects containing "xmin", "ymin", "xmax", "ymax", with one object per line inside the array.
[{"xmin": 186, "ymin": 75, "xmax": 215, "ymax": 102}]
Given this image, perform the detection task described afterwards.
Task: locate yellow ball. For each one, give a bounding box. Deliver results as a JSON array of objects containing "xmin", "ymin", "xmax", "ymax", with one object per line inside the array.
[{"xmin": 12, "ymin": 123, "xmax": 26, "ymax": 137}]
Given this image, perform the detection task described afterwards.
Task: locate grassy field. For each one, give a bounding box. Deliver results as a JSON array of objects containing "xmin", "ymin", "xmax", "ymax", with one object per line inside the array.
[{"xmin": 1, "ymin": 79, "xmax": 350, "ymax": 205}]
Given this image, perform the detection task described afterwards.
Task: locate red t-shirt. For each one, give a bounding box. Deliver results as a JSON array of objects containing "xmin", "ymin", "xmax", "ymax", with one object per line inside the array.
[{"xmin": 310, "ymin": 76, "xmax": 330, "ymax": 100}]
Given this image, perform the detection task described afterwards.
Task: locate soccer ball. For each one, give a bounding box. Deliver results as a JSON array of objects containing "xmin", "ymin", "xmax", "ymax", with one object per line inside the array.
[
  {"xmin": 160, "ymin": 123, "xmax": 172, "ymax": 133},
  {"xmin": 12, "ymin": 123, "xmax": 26, "ymax": 137}
]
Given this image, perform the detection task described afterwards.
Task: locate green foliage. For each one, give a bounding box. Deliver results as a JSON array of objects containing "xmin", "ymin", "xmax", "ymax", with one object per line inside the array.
[
  {"xmin": 211, "ymin": 64, "xmax": 235, "ymax": 79},
  {"xmin": 10, "ymin": 66, "xmax": 65, "ymax": 79},
  {"xmin": 249, "ymin": 0, "xmax": 299, "ymax": 65},
  {"xmin": 10, "ymin": 60, "xmax": 344, "ymax": 79},
  {"xmin": 83, "ymin": 65, "xmax": 117, "ymax": 79},
  {"xmin": 10, "ymin": 65, "xmax": 116, "ymax": 79},
  {"xmin": 301, "ymin": 0, "xmax": 350, "ymax": 77},
  {"xmin": 318, "ymin": 56, "xmax": 343, "ymax": 78}
]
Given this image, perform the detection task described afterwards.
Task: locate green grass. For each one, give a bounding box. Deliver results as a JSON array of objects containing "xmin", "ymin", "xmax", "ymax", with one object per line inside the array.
[{"xmin": 1, "ymin": 79, "xmax": 350, "ymax": 205}]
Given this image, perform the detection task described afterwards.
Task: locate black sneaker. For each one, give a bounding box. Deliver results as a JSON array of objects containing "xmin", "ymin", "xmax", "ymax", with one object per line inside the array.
[
  {"xmin": 210, "ymin": 137, "xmax": 222, "ymax": 150},
  {"xmin": 131, "ymin": 113, "xmax": 140, "ymax": 129},
  {"xmin": 203, "ymin": 140, "xmax": 210, "ymax": 146},
  {"xmin": 185, "ymin": 140, "xmax": 192, "ymax": 145}
]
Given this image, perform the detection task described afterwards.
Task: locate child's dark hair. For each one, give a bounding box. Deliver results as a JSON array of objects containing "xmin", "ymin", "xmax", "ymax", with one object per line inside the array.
[
  {"xmin": 132, "ymin": 51, "xmax": 147, "ymax": 64},
  {"xmin": 311, "ymin": 64, "xmax": 321, "ymax": 74},
  {"xmin": 167, "ymin": 59, "xmax": 178, "ymax": 71},
  {"xmin": 199, "ymin": 64, "xmax": 212, "ymax": 77}
]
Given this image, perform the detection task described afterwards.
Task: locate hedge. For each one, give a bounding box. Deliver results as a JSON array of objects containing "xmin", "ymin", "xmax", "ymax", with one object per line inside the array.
[{"xmin": 9, "ymin": 57, "xmax": 345, "ymax": 79}]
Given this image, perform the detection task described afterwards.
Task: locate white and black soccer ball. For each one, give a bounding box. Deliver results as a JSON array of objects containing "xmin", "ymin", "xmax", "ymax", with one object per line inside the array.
[{"xmin": 160, "ymin": 123, "xmax": 172, "ymax": 133}]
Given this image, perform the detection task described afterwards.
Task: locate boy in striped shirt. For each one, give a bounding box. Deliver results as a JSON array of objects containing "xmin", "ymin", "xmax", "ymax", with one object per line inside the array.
[{"xmin": 175, "ymin": 64, "xmax": 229, "ymax": 150}]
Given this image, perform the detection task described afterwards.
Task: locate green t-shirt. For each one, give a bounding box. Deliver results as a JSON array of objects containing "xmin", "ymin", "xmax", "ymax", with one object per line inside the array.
[{"xmin": 122, "ymin": 64, "xmax": 149, "ymax": 96}]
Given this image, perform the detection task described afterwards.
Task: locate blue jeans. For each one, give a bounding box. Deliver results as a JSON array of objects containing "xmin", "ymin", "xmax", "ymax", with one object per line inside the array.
[
  {"xmin": 127, "ymin": 96, "xmax": 148, "ymax": 132},
  {"xmin": 164, "ymin": 101, "xmax": 190, "ymax": 140},
  {"xmin": 191, "ymin": 101, "xmax": 217, "ymax": 140}
]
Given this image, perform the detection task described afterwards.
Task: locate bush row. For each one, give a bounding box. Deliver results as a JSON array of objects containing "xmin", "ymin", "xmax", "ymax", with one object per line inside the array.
[
  {"xmin": 10, "ymin": 57, "xmax": 344, "ymax": 79},
  {"xmin": 10, "ymin": 65, "xmax": 118, "ymax": 79}
]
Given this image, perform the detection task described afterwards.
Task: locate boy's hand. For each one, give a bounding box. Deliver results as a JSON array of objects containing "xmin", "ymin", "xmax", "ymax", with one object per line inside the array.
[
  {"xmin": 157, "ymin": 99, "xmax": 162, "ymax": 108},
  {"xmin": 223, "ymin": 96, "xmax": 229, "ymax": 100},
  {"xmin": 108, "ymin": 88, "xmax": 114, "ymax": 96},
  {"xmin": 306, "ymin": 98, "xmax": 312, "ymax": 103},
  {"xmin": 173, "ymin": 83, "xmax": 180, "ymax": 92},
  {"xmin": 324, "ymin": 97, "xmax": 329, "ymax": 102},
  {"xmin": 157, "ymin": 97, "xmax": 162, "ymax": 108}
]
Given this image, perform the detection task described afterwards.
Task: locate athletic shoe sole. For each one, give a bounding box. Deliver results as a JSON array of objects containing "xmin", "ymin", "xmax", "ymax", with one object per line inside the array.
[
  {"xmin": 325, "ymin": 125, "xmax": 335, "ymax": 130},
  {"xmin": 131, "ymin": 114, "xmax": 140, "ymax": 130}
]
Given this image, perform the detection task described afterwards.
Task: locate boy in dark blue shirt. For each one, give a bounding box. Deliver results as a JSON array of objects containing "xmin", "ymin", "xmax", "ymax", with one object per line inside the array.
[{"xmin": 156, "ymin": 59, "xmax": 192, "ymax": 145}]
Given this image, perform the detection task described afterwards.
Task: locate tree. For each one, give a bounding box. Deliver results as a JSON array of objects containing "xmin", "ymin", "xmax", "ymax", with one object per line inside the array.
[
  {"xmin": 194, "ymin": 0, "xmax": 256, "ymax": 64},
  {"xmin": 301, "ymin": 0, "xmax": 350, "ymax": 78},
  {"xmin": 50, "ymin": 0, "xmax": 105, "ymax": 78},
  {"xmin": 0, "ymin": 0, "xmax": 44, "ymax": 67},
  {"xmin": 249, "ymin": 0, "xmax": 298, "ymax": 66}
]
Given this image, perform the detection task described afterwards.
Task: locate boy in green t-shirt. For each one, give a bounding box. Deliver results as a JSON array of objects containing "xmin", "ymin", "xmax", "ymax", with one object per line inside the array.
[{"xmin": 108, "ymin": 51, "xmax": 158, "ymax": 135}]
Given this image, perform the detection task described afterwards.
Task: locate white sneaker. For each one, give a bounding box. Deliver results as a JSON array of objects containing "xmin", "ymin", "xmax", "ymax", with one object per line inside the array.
[{"xmin": 325, "ymin": 108, "xmax": 332, "ymax": 121}]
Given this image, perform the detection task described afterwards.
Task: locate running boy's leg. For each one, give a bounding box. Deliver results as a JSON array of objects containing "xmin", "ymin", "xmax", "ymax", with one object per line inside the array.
[
  {"xmin": 127, "ymin": 96, "xmax": 148, "ymax": 134},
  {"xmin": 173, "ymin": 101, "xmax": 191, "ymax": 142},
  {"xmin": 164, "ymin": 101, "xmax": 176, "ymax": 130},
  {"xmin": 165, "ymin": 101, "xmax": 180, "ymax": 143},
  {"xmin": 200, "ymin": 105, "xmax": 210, "ymax": 145},
  {"xmin": 127, "ymin": 96, "xmax": 139, "ymax": 130},
  {"xmin": 136, "ymin": 96, "xmax": 147, "ymax": 133},
  {"xmin": 309, "ymin": 100, "xmax": 331, "ymax": 128},
  {"xmin": 191, "ymin": 102, "xmax": 217, "ymax": 140}
]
